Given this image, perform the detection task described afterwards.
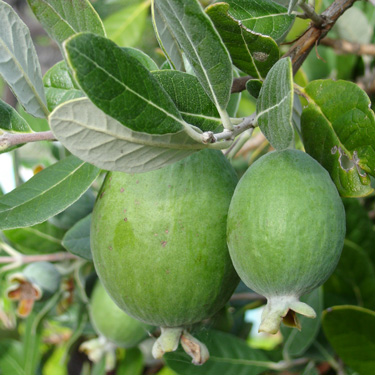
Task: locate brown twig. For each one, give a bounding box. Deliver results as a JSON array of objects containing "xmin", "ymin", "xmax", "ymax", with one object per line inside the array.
[
  {"xmin": 320, "ymin": 37, "xmax": 375, "ymax": 56},
  {"xmin": 0, "ymin": 252, "xmax": 79, "ymax": 264},
  {"xmin": 0, "ymin": 130, "xmax": 56, "ymax": 150},
  {"xmin": 285, "ymin": 0, "xmax": 357, "ymax": 74},
  {"xmin": 230, "ymin": 292, "xmax": 266, "ymax": 302},
  {"xmin": 231, "ymin": 0, "xmax": 358, "ymax": 93}
]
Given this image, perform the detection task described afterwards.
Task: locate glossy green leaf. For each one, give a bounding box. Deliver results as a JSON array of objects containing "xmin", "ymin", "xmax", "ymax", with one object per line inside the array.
[
  {"xmin": 3, "ymin": 221, "xmax": 65, "ymax": 255},
  {"xmin": 0, "ymin": 100, "xmax": 32, "ymax": 134},
  {"xmin": 62, "ymin": 214, "xmax": 92, "ymax": 260},
  {"xmin": 117, "ymin": 348, "xmax": 144, "ymax": 375},
  {"xmin": 104, "ymin": 1, "xmax": 150, "ymax": 47},
  {"xmin": 49, "ymin": 189, "xmax": 95, "ymax": 230},
  {"xmin": 152, "ymin": 70, "xmax": 222, "ymax": 131},
  {"xmin": 49, "ymin": 98, "xmax": 205, "ymax": 173},
  {"xmin": 281, "ymin": 288, "xmax": 323, "ymax": 357},
  {"xmin": 165, "ymin": 330, "xmax": 271, "ymax": 375},
  {"xmin": 246, "ymin": 79, "xmax": 263, "ymax": 99},
  {"xmin": 223, "ymin": 0, "xmax": 295, "ymax": 42},
  {"xmin": 27, "ymin": 0, "xmax": 105, "ymax": 47},
  {"xmin": 256, "ymin": 57, "xmax": 294, "ymax": 150},
  {"xmin": 322, "ymin": 305, "xmax": 375, "ymax": 375},
  {"xmin": 151, "ymin": 2, "xmax": 184, "ymax": 70},
  {"xmin": 43, "ymin": 61, "xmax": 84, "ymax": 111},
  {"xmin": 156, "ymin": 0, "xmax": 233, "ymax": 117},
  {"xmin": 301, "ymin": 80, "xmax": 375, "ymax": 197},
  {"xmin": 343, "ymin": 198, "xmax": 375, "ymax": 263},
  {"xmin": 0, "ymin": 155, "xmax": 100, "ymax": 230},
  {"xmin": 324, "ymin": 240, "xmax": 375, "ymax": 310},
  {"xmin": 64, "ymin": 32, "xmax": 185, "ymax": 135},
  {"xmin": 206, "ymin": 3, "xmax": 279, "ymax": 78},
  {"xmin": 0, "ymin": 1, "xmax": 48, "ymax": 118},
  {"xmin": 122, "ymin": 47, "xmax": 159, "ymax": 71}
]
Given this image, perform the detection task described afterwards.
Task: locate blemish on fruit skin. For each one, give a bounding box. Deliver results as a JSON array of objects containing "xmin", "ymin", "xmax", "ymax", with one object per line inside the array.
[
  {"xmin": 124, "ymin": 209, "xmax": 127, "ymax": 213},
  {"xmin": 108, "ymin": 246, "xmax": 112, "ymax": 251},
  {"xmin": 161, "ymin": 241, "xmax": 167, "ymax": 247},
  {"xmin": 100, "ymin": 191, "xmax": 105, "ymax": 199},
  {"xmin": 154, "ymin": 233, "xmax": 158, "ymax": 236},
  {"xmin": 165, "ymin": 229, "xmax": 169, "ymax": 234},
  {"xmin": 165, "ymin": 269, "xmax": 170, "ymax": 274},
  {"xmin": 120, "ymin": 188, "xmax": 125, "ymax": 193},
  {"xmin": 124, "ymin": 218, "xmax": 128, "ymax": 222},
  {"xmin": 135, "ymin": 200, "xmax": 140, "ymax": 205},
  {"xmin": 109, "ymin": 177, "xmax": 112, "ymax": 181},
  {"xmin": 136, "ymin": 180, "xmax": 139, "ymax": 184}
]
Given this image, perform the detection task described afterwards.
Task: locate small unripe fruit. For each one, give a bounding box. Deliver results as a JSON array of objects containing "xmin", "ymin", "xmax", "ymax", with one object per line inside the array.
[
  {"xmin": 227, "ymin": 149, "xmax": 346, "ymax": 334},
  {"xmin": 90, "ymin": 281, "xmax": 152, "ymax": 348}
]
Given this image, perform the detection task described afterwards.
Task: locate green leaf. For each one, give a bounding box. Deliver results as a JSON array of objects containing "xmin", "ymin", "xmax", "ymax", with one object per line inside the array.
[
  {"xmin": 117, "ymin": 348, "xmax": 144, "ymax": 375},
  {"xmin": 64, "ymin": 32, "xmax": 185, "ymax": 135},
  {"xmin": 122, "ymin": 47, "xmax": 159, "ymax": 71},
  {"xmin": 151, "ymin": 2, "xmax": 184, "ymax": 70},
  {"xmin": 0, "ymin": 340, "xmax": 25, "ymax": 375},
  {"xmin": 301, "ymin": 362, "xmax": 319, "ymax": 375},
  {"xmin": 165, "ymin": 330, "xmax": 271, "ymax": 375},
  {"xmin": 246, "ymin": 79, "xmax": 263, "ymax": 99},
  {"xmin": 49, "ymin": 98, "xmax": 204, "ymax": 173},
  {"xmin": 156, "ymin": 0, "xmax": 233, "ymax": 118},
  {"xmin": 322, "ymin": 305, "xmax": 375, "ymax": 375},
  {"xmin": 256, "ymin": 57, "xmax": 294, "ymax": 150},
  {"xmin": 152, "ymin": 70, "xmax": 222, "ymax": 131},
  {"xmin": 343, "ymin": 198, "xmax": 375, "ymax": 263},
  {"xmin": 0, "ymin": 1, "xmax": 48, "ymax": 118},
  {"xmin": 104, "ymin": 1, "xmax": 150, "ymax": 47},
  {"xmin": 49, "ymin": 188, "xmax": 95, "ymax": 230},
  {"xmin": 281, "ymin": 288, "xmax": 323, "ymax": 357},
  {"xmin": 206, "ymin": 3, "xmax": 279, "ymax": 79},
  {"xmin": 324, "ymin": 240, "xmax": 375, "ymax": 310},
  {"xmin": 0, "ymin": 100, "xmax": 32, "ymax": 134},
  {"xmin": 301, "ymin": 80, "xmax": 375, "ymax": 198},
  {"xmin": 0, "ymin": 100, "xmax": 33, "ymax": 154},
  {"xmin": 27, "ymin": 0, "xmax": 105, "ymax": 47},
  {"xmin": 0, "ymin": 155, "xmax": 100, "ymax": 230},
  {"xmin": 43, "ymin": 61, "xmax": 84, "ymax": 111},
  {"xmin": 62, "ymin": 214, "xmax": 92, "ymax": 260},
  {"xmin": 3, "ymin": 221, "xmax": 65, "ymax": 255},
  {"xmin": 222, "ymin": 0, "xmax": 295, "ymax": 43}
]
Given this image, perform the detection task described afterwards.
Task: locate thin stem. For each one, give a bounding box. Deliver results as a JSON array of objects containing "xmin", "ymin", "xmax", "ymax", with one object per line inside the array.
[
  {"xmin": 230, "ymin": 292, "xmax": 266, "ymax": 302},
  {"xmin": 299, "ymin": 1, "xmax": 325, "ymax": 26},
  {"xmin": 225, "ymin": 128, "xmax": 254, "ymax": 158},
  {"xmin": 0, "ymin": 251, "xmax": 79, "ymax": 264},
  {"xmin": 321, "ymin": 37, "xmax": 375, "ymax": 56},
  {"xmin": 12, "ymin": 150, "xmax": 22, "ymax": 187},
  {"xmin": 0, "ymin": 131, "xmax": 56, "ymax": 151},
  {"xmin": 202, "ymin": 114, "xmax": 256, "ymax": 144},
  {"xmin": 313, "ymin": 341, "xmax": 341, "ymax": 372}
]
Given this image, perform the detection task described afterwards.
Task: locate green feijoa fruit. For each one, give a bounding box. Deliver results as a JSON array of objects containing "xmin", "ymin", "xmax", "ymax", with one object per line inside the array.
[
  {"xmin": 227, "ymin": 149, "xmax": 345, "ymax": 334},
  {"xmin": 91, "ymin": 149, "xmax": 239, "ymax": 329},
  {"xmin": 90, "ymin": 281, "xmax": 152, "ymax": 348}
]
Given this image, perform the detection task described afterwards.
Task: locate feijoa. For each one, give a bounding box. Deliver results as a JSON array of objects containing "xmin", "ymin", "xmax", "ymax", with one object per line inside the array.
[{"xmin": 227, "ymin": 149, "xmax": 345, "ymax": 334}]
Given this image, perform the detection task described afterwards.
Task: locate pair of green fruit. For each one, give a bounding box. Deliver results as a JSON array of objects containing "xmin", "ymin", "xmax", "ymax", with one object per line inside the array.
[{"xmin": 90, "ymin": 148, "xmax": 345, "ymax": 364}]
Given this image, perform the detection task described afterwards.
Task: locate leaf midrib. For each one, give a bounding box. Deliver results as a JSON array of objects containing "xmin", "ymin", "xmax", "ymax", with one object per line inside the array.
[
  {"xmin": 109, "ymin": 0, "xmax": 151, "ymax": 40},
  {"xmin": 163, "ymin": 0, "xmax": 227, "ymax": 110},
  {"xmin": 55, "ymin": 113, "xmax": 205, "ymax": 150},
  {"xmin": 0, "ymin": 37, "xmax": 48, "ymax": 117},
  {"xmin": 0, "ymin": 161, "xmax": 86, "ymax": 215},
  {"xmin": 67, "ymin": 44, "xmax": 186, "ymax": 128}
]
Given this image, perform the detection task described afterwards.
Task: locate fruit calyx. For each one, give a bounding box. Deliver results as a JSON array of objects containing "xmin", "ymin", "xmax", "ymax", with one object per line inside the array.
[
  {"xmin": 259, "ymin": 296, "xmax": 317, "ymax": 334},
  {"xmin": 152, "ymin": 327, "xmax": 209, "ymax": 365}
]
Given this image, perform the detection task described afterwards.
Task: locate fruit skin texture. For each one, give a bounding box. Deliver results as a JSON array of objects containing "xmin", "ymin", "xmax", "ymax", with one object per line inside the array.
[
  {"xmin": 90, "ymin": 281, "xmax": 152, "ymax": 348},
  {"xmin": 91, "ymin": 149, "xmax": 239, "ymax": 328},
  {"xmin": 227, "ymin": 149, "xmax": 346, "ymax": 333}
]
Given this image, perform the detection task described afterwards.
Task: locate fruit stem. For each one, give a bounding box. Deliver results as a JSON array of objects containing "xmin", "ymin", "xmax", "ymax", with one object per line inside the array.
[{"xmin": 152, "ymin": 327, "xmax": 183, "ymax": 359}]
